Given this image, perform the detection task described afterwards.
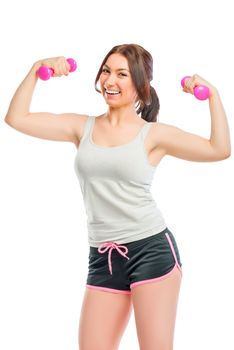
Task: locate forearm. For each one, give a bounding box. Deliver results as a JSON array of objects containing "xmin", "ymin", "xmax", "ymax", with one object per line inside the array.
[
  {"xmin": 209, "ymin": 89, "xmax": 231, "ymax": 156},
  {"xmin": 4, "ymin": 61, "xmax": 41, "ymax": 123}
]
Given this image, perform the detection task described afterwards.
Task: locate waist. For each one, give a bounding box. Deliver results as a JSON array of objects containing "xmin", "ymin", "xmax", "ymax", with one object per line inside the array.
[{"xmin": 88, "ymin": 219, "xmax": 167, "ymax": 248}]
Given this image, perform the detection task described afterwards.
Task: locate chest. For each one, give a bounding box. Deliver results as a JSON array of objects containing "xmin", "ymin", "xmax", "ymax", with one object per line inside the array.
[{"xmin": 76, "ymin": 117, "xmax": 166, "ymax": 168}]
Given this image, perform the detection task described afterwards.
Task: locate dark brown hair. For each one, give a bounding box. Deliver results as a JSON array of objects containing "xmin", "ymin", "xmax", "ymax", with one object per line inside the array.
[{"xmin": 94, "ymin": 43, "xmax": 160, "ymax": 122}]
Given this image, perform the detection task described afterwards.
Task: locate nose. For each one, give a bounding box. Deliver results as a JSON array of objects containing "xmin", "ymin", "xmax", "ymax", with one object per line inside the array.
[{"xmin": 104, "ymin": 73, "xmax": 116, "ymax": 88}]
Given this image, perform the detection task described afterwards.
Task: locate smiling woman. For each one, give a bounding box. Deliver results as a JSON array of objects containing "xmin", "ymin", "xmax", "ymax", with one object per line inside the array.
[
  {"xmin": 4, "ymin": 42, "xmax": 231, "ymax": 350},
  {"xmin": 94, "ymin": 43, "xmax": 160, "ymax": 122}
]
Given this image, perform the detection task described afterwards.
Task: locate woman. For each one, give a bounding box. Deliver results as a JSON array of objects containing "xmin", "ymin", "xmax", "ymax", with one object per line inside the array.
[{"xmin": 5, "ymin": 44, "xmax": 231, "ymax": 350}]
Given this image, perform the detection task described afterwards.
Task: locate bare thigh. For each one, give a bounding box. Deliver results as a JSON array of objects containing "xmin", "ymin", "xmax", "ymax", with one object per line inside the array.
[
  {"xmin": 131, "ymin": 266, "xmax": 182, "ymax": 350},
  {"xmin": 78, "ymin": 288, "xmax": 133, "ymax": 350}
]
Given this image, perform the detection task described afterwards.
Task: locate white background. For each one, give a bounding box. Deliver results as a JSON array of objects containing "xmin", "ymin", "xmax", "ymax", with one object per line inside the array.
[{"xmin": 0, "ymin": 0, "xmax": 233, "ymax": 349}]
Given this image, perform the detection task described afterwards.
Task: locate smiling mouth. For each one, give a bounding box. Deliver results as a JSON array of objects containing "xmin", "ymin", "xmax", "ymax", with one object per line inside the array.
[{"xmin": 105, "ymin": 88, "xmax": 121, "ymax": 96}]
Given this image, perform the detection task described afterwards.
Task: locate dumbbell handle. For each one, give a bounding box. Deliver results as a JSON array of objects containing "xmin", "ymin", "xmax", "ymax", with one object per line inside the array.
[
  {"xmin": 37, "ymin": 58, "xmax": 77, "ymax": 80},
  {"xmin": 181, "ymin": 76, "xmax": 210, "ymax": 101}
]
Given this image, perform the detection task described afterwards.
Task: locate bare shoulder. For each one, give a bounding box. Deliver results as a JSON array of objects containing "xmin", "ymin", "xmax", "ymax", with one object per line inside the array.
[
  {"xmin": 149, "ymin": 121, "xmax": 172, "ymax": 147},
  {"xmin": 152, "ymin": 121, "xmax": 176, "ymax": 133},
  {"xmin": 149, "ymin": 121, "xmax": 184, "ymax": 156},
  {"xmin": 151, "ymin": 121, "xmax": 180, "ymax": 143}
]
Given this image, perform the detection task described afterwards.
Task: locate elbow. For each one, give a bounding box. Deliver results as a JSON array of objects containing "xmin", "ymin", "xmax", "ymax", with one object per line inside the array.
[
  {"xmin": 4, "ymin": 115, "xmax": 19, "ymax": 127},
  {"xmin": 225, "ymin": 151, "xmax": 231, "ymax": 159},
  {"xmin": 211, "ymin": 144, "xmax": 231, "ymax": 160},
  {"xmin": 223, "ymin": 145, "xmax": 232, "ymax": 158},
  {"xmin": 4, "ymin": 116, "xmax": 11, "ymax": 125},
  {"xmin": 219, "ymin": 150, "xmax": 231, "ymax": 160},
  {"xmin": 4, "ymin": 114, "xmax": 13, "ymax": 125},
  {"xmin": 5, "ymin": 112, "xmax": 29, "ymax": 125}
]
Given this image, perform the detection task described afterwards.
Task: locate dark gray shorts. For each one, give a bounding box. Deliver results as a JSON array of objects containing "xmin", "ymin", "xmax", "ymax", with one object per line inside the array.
[{"xmin": 86, "ymin": 227, "xmax": 182, "ymax": 294}]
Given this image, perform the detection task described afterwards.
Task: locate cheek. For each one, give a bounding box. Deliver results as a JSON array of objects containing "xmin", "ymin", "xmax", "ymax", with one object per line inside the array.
[
  {"xmin": 126, "ymin": 86, "xmax": 138, "ymax": 100},
  {"xmin": 98, "ymin": 77, "xmax": 106, "ymax": 93},
  {"xmin": 99, "ymin": 76, "xmax": 104, "ymax": 87}
]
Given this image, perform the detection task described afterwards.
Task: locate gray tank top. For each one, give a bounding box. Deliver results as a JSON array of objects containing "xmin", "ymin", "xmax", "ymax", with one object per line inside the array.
[{"xmin": 74, "ymin": 115, "xmax": 167, "ymax": 247}]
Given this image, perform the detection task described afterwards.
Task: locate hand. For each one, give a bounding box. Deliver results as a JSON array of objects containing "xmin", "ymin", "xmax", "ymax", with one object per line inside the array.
[
  {"xmin": 183, "ymin": 74, "xmax": 217, "ymax": 97},
  {"xmin": 34, "ymin": 56, "xmax": 70, "ymax": 77}
]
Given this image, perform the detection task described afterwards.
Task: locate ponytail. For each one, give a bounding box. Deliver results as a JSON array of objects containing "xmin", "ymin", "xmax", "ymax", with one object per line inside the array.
[{"xmin": 136, "ymin": 86, "xmax": 160, "ymax": 122}]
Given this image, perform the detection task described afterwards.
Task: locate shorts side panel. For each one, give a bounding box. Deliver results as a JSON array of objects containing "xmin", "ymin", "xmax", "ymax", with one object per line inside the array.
[
  {"xmin": 165, "ymin": 231, "xmax": 183, "ymax": 276},
  {"xmin": 128, "ymin": 229, "xmax": 183, "ymax": 287}
]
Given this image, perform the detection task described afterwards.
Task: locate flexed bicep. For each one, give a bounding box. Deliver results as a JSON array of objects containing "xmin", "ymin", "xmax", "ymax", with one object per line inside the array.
[{"xmin": 157, "ymin": 123, "xmax": 228, "ymax": 162}]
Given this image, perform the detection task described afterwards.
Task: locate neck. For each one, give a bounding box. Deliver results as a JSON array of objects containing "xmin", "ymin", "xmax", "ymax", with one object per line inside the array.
[{"xmin": 104, "ymin": 105, "xmax": 140, "ymax": 126}]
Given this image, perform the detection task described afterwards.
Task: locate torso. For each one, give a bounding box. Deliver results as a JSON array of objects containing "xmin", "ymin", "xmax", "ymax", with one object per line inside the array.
[{"xmin": 74, "ymin": 114, "xmax": 166, "ymax": 167}]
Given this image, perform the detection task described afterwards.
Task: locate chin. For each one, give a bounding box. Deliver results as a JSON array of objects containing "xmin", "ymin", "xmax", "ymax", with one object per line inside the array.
[{"xmin": 105, "ymin": 100, "xmax": 123, "ymax": 108}]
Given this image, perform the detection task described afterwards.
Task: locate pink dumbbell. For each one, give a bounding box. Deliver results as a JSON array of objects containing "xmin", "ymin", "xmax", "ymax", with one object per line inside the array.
[
  {"xmin": 37, "ymin": 58, "xmax": 77, "ymax": 80},
  {"xmin": 181, "ymin": 76, "xmax": 210, "ymax": 101}
]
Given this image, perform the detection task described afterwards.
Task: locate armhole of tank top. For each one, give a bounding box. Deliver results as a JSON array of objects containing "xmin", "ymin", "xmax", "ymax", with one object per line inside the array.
[
  {"xmin": 141, "ymin": 122, "xmax": 159, "ymax": 169},
  {"xmin": 79, "ymin": 115, "xmax": 93, "ymax": 144}
]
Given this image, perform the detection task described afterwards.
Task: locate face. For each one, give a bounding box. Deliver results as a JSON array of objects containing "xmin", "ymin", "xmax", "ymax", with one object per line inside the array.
[{"xmin": 99, "ymin": 53, "xmax": 138, "ymax": 108}]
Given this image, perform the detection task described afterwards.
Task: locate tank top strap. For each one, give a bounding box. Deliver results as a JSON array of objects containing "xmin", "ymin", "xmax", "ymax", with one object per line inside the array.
[
  {"xmin": 141, "ymin": 122, "xmax": 154, "ymax": 141},
  {"xmin": 81, "ymin": 115, "xmax": 94, "ymax": 141}
]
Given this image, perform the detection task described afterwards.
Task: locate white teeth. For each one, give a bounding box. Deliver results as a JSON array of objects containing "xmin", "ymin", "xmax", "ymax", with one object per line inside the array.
[{"xmin": 105, "ymin": 89, "xmax": 120, "ymax": 95}]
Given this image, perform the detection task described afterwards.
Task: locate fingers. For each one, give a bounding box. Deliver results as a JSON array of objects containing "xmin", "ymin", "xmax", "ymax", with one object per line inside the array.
[
  {"xmin": 183, "ymin": 74, "xmax": 216, "ymax": 97},
  {"xmin": 183, "ymin": 74, "xmax": 199, "ymax": 94},
  {"xmin": 53, "ymin": 57, "xmax": 70, "ymax": 77},
  {"xmin": 40, "ymin": 56, "xmax": 70, "ymax": 77},
  {"xmin": 64, "ymin": 60, "xmax": 70, "ymax": 76}
]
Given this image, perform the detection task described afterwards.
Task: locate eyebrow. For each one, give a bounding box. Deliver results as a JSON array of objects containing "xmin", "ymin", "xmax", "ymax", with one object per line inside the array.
[{"xmin": 103, "ymin": 64, "xmax": 129, "ymax": 72}]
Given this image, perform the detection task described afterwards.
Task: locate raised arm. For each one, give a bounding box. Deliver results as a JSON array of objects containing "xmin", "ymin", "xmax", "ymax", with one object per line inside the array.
[
  {"xmin": 4, "ymin": 57, "xmax": 86, "ymax": 146},
  {"xmin": 155, "ymin": 74, "xmax": 231, "ymax": 162}
]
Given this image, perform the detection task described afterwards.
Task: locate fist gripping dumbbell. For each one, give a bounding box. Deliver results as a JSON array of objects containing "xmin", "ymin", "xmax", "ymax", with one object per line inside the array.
[
  {"xmin": 181, "ymin": 76, "xmax": 210, "ymax": 101},
  {"xmin": 37, "ymin": 58, "xmax": 77, "ymax": 80}
]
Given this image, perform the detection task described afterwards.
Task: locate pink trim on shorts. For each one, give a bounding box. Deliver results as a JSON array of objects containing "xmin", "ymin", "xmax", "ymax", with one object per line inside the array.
[
  {"xmin": 130, "ymin": 264, "xmax": 181, "ymax": 289},
  {"xmin": 86, "ymin": 284, "xmax": 131, "ymax": 295},
  {"xmin": 165, "ymin": 232, "xmax": 183, "ymax": 276}
]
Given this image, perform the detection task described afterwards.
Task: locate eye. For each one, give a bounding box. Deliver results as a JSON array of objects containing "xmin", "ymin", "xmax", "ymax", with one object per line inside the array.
[
  {"xmin": 102, "ymin": 68, "xmax": 109, "ymax": 73},
  {"xmin": 119, "ymin": 73, "xmax": 127, "ymax": 77}
]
